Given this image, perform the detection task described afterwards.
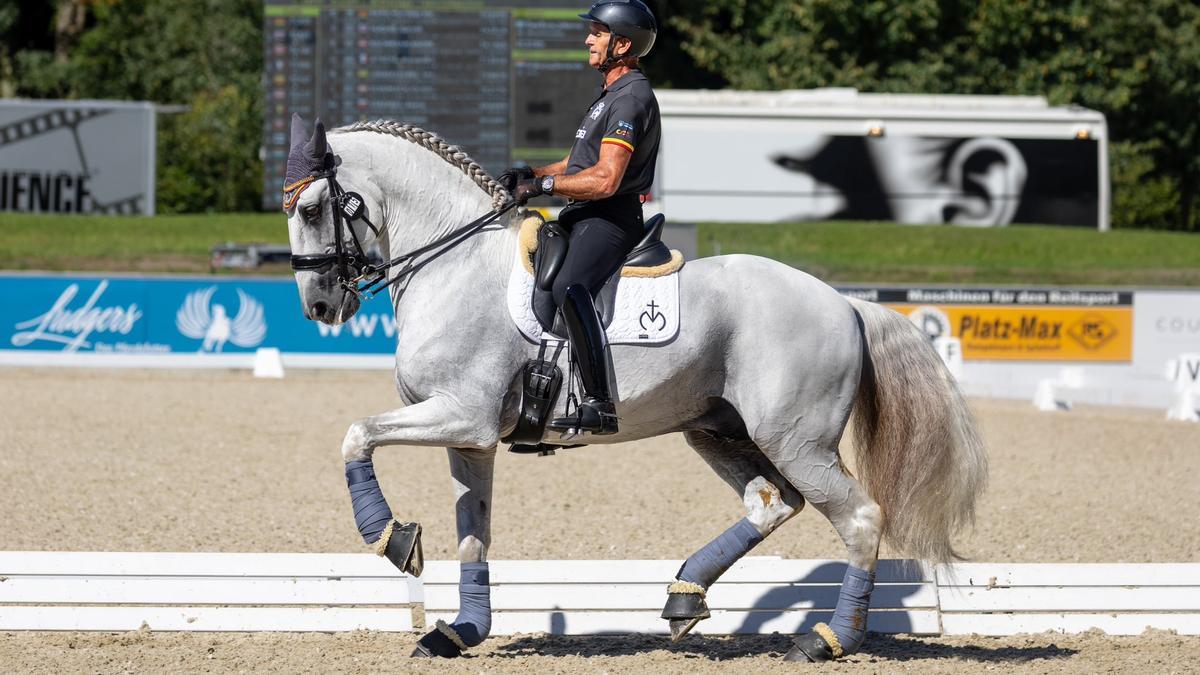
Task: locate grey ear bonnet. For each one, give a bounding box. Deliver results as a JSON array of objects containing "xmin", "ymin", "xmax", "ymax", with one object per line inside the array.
[{"xmin": 285, "ymin": 113, "xmax": 333, "ymax": 189}]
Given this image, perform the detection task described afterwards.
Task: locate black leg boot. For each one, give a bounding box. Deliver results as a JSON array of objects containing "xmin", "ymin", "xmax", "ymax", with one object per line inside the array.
[{"xmin": 548, "ymin": 284, "xmax": 618, "ymax": 435}]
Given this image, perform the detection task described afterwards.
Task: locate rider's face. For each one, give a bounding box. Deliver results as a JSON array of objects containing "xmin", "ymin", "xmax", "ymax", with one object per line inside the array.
[
  {"xmin": 585, "ymin": 21, "xmax": 610, "ymax": 69},
  {"xmin": 585, "ymin": 21, "xmax": 630, "ymax": 69}
]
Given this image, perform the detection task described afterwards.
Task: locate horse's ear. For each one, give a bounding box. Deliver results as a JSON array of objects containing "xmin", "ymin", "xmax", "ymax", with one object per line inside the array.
[
  {"xmin": 308, "ymin": 118, "xmax": 328, "ymax": 163},
  {"xmin": 289, "ymin": 113, "xmax": 309, "ymax": 150}
]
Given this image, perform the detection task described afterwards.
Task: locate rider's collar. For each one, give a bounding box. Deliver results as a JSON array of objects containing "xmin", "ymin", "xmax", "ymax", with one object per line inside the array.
[{"xmin": 604, "ymin": 69, "xmax": 646, "ymax": 93}]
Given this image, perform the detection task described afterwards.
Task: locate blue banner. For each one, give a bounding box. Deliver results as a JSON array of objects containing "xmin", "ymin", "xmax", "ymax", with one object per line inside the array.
[{"xmin": 1, "ymin": 273, "xmax": 397, "ymax": 355}]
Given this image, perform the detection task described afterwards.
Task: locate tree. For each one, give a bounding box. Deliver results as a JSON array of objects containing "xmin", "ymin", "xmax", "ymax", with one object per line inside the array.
[{"xmin": 7, "ymin": 0, "xmax": 263, "ymax": 213}]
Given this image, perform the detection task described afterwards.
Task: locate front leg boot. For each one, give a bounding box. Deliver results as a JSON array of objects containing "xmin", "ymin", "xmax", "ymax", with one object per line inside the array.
[
  {"xmin": 411, "ymin": 625, "xmax": 463, "ymax": 658},
  {"xmin": 660, "ymin": 581, "xmax": 710, "ymax": 642},
  {"xmin": 375, "ymin": 520, "xmax": 423, "ymax": 577}
]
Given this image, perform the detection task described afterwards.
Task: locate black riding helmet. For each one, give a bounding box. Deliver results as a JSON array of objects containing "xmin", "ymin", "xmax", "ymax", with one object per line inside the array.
[{"xmin": 579, "ymin": 0, "xmax": 657, "ymax": 69}]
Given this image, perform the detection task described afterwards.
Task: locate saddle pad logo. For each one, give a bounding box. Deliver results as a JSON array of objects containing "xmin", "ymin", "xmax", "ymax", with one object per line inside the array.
[
  {"xmin": 638, "ymin": 300, "xmax": 667, "ymax": 335},
  {"xmin": 176, "ymin": 287, "xmax": 267, "ymax": 352}
]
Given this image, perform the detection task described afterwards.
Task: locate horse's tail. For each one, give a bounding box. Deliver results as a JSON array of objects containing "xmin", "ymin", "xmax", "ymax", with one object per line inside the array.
[{"xmin": 845, "ymin": 297, "xmax": 988, "ymax": 564}]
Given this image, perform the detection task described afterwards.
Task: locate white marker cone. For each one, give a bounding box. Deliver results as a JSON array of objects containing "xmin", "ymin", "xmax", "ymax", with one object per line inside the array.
[
  {"xmin": 253, "ymin": 347, "xmax": 285, "ymax": 379},
  {"xmin": 1166, "ymin": 387, "xmax": 1200, "ymax": 422}
]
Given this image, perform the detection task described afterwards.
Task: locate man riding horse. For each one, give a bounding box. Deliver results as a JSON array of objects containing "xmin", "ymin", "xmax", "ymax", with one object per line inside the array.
[
  {"xmin": 280, "ymin": 0, "xmax": 986, "ymax": 663},
  {"xmin": 499, "ymin": 0, "xmax": 660, "ymax": 436}
]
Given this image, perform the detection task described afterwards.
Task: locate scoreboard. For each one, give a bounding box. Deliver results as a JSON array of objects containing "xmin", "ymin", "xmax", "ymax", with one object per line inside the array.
[{"xmin": 263, "ymin": 1, "xmax": 599, "ymax": 208}]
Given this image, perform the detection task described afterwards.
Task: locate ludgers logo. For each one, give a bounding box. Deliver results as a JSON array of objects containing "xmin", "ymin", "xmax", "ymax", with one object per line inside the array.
[
  {"xmin": 11, "ymin": 280, "xmax": 142, "ymax": 351},
  {"xmin": 176, "ymin": 287, "xmax": 267, "ymax": 352}
]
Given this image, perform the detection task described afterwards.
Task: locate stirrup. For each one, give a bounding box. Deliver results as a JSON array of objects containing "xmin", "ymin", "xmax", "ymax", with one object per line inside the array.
[{"xmin": 548, "ymin": 398, "xmax": 618, "ymax": 435}]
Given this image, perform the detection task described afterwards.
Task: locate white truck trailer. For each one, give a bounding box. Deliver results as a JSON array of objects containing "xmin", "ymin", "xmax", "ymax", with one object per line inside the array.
[{"xmin": 653, "ymin": 88, "xmax": 1108, "ymax": 229}]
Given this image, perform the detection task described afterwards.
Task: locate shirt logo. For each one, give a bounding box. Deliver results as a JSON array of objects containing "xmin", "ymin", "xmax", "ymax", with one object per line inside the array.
[
  {"xmin": 618, "ymin": 120, "xmax": 634, "ymax": 130},
  {"xmin": 590, "ymin": 102, "xmax": 605, "ymax": 120},
  {"xmin": 575, "ymin": 128, "xmax": 587, "ymax": 139},
  {"xmin": 614, "ymin": 128, "xmax": 630, "ymax": 137}
]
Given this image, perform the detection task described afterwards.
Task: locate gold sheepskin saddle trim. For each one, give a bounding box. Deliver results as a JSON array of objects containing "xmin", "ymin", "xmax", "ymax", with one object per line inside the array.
[{"xmin": 517, "ymin": 213, "xmax": 684, "ymax": 279}]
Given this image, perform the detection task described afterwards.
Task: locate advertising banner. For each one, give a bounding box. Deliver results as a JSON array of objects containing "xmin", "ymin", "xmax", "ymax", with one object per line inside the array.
[
  {"xmin": 838, "ymin": 287, "xmax": 1133, "ymax": 362},
  {"xmin": 2, "ymin": 274, "xmax": 397, "ymax": 356},
  {"xmin": 0, "ymin": 100, "xmax": 156, "ymax": 215},
  {"xmin": 1131, "ymin": 290, "xmax": 1200, "ymax": 377}
]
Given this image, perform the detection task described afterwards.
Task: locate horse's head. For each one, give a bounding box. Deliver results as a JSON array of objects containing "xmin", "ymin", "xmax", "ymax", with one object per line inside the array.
[{"xmin": 282, "ymin": 114, "xmax": 380, "ymax": 325}]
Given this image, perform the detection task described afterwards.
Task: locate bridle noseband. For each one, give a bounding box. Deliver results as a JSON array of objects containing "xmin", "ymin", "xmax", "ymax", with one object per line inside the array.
[{"xmin": 288, "ymin": 165, "xmax": 514, "ymax": 299}]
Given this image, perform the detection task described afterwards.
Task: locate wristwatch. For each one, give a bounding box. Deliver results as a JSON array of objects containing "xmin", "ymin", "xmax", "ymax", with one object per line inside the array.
[{"xmin": 541, "ymin": 174, "xmax": 555, "ymax": 195}]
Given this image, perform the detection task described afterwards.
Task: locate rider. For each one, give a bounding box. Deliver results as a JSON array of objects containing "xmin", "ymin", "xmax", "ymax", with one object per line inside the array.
[{"xmin": 500, "ymin": 0, "xmax": 660, "ymax": 436}]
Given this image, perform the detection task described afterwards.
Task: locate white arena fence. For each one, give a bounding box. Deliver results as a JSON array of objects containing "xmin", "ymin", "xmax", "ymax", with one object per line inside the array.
[{"xmin": 1, "ymin": 553, "xmax": 1197, "ymax": 636}]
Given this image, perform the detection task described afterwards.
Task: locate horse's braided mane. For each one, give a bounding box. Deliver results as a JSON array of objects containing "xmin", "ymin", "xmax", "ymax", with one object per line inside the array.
[{"xmin": 333, "ymin": 119, "xmax": 510, "ymax": 209}]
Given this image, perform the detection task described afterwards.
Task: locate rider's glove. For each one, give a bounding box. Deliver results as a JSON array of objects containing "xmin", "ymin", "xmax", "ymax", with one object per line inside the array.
[
  {"xmin": 497, "ymin": 166, "xmax": 534, "ymax": 193},
  {"xmin": 513, "ymin": 176, "xmax": 547, "ymax": 206}
]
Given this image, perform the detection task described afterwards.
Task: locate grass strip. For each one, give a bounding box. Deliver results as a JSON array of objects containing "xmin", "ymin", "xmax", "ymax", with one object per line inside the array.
[
  {"xmin": 2, "ymin": 213, "xmax": 1197, "ymax": 287},
  {"xmin": 696, "ymin": 221, "xmax": 1200, "ymax": 287}
]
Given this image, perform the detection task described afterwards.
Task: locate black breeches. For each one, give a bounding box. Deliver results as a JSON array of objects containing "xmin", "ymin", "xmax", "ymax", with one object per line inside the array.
[{"xmin": 551, "ymin": 201, "xmax": 643, "ymax": 307}]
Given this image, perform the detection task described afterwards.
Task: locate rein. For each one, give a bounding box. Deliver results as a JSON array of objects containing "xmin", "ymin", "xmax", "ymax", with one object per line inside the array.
[{"xmin": 289, "ymin": 169, "xmax": 515, "ymax": 299}]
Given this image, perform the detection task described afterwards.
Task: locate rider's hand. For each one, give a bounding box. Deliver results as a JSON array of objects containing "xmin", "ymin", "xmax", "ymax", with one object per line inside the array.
[
  {"xmin": 513, "ymin": 177, "xmax": 545, "ymax": 205},
  {"xmin": 497, "ymin": 166, "xmax": 534, "ymax": 193}
]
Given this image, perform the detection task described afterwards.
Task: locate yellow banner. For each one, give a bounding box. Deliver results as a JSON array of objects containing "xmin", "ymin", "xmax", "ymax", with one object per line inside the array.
[{"xmin": 888, "ymin": 304, "xmax": 1133, "ymax": 362}]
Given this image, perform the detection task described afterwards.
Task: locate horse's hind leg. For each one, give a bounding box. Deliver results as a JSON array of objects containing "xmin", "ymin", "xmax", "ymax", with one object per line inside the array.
[
  {"xmin": 665, "ymin": 430, "xmax": 805, "ymax": 641},
  {"xmin": 412, "ymin": 447, "xmax": 495, "ymax": 659},
  {"xmin": 763, "ymin": 436, "xmax": 883, "ymax": 662}
]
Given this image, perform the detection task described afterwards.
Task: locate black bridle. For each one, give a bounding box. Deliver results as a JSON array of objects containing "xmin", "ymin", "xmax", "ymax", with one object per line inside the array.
[{"xmin": 289, "ymin": 168, "xmax": 515, "ymax": 299}]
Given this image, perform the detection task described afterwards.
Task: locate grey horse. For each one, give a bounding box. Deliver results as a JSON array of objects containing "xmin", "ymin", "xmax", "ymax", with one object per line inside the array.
[{"xmin": 282, "ymin": 117, "xmax": 987, "ymax": 662}]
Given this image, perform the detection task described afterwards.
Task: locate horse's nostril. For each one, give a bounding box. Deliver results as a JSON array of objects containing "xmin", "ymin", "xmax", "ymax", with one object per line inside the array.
[{"xmin": 312, "ymin": 301, "xmax": 329, "ymax": 318}]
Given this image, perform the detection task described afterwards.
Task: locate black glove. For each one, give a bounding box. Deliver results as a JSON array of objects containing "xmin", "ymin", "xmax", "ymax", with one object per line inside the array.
[
  {"xmin": 497, "ymin": 166, "xmax": 534, "ymax": 193},
  {"xmin": 513, "ymin": 177, "xmax": 546, "ymax": 206}
]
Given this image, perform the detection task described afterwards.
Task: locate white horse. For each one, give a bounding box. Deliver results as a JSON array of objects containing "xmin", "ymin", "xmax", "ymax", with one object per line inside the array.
[{"xmin": 283, "ymin": 118, "xmax": 987, "ymax": 661}]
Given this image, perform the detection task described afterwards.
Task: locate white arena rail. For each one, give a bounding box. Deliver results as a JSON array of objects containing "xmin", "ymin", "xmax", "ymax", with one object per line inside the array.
[
  {"xmin": 1, "ymin": 553, "xmax": 1197, "ymax": 636},
  {"xmin": 422, "ymin": 558, "xmax": 939, "ymax": 636},
  {"xmin": 0, "ymin": 552, "xmax": 420, "ymax": 632},
  {"xmin": 936, "ymin": 562, "xmax": 1200, "ymax": 636}
]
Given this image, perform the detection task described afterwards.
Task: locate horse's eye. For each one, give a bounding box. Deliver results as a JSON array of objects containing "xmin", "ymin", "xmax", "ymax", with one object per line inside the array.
[{"xmin": 303, "ymin": 204, "xmax": 321, "ymax": 220}]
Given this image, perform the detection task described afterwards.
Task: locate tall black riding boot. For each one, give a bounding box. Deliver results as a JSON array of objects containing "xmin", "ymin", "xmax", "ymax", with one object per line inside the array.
[{"xmin": 548, "ymin": 284, "xmax": 618, "ymax": 435}]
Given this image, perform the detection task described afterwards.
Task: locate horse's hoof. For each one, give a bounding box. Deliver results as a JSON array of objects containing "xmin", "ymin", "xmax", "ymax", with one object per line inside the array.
[
  {"xmin": 668, "ymin": 617, "xmax": 704, "ymax": 642},
  {"xmin": 661, "ymin": 590, "xmax": 710, "ymax": 642},
  {"xmin": 784, "ymin": 629, "xmax": 839, "ymax": 662},
  {"xmin": 412, "ymin": 628, "xmax": 463, "ymax": 658}
]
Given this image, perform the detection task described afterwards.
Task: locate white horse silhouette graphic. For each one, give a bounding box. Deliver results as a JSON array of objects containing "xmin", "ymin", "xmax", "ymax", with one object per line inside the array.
[{"xmin": 175, "ymin": 287, "xmax": 267, "ymax": 352}]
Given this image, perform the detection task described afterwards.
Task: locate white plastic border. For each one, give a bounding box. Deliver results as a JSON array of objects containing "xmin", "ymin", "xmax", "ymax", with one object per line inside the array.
[{"xmin": 1, "ymin": 553, "xmax": 1196, "ymax": 636}]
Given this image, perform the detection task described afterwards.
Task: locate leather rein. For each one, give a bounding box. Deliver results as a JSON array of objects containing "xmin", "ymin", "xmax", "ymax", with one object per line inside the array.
[{"xmin": 288, "ymin": 169, "xmax": 515, "ymax": 299}]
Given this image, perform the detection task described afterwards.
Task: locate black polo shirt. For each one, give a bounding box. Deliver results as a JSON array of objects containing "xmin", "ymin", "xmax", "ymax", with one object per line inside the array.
[{"xmin": 564, "ymin": 70, "xmax": 660, "ymax": 199}]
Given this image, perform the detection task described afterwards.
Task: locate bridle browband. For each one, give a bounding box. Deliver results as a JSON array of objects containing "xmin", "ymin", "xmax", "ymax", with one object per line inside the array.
[{"xmin": 288, "ymin": 166, "xmax": 515, "ymax": 299}]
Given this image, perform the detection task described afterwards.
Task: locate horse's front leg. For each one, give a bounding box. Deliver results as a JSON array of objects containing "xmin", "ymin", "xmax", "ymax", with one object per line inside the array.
[
  {"xmin": 412, "ymin": 447, "xmax": 495, "ymax": 658},
  {"xmin": 340, "ymin": 395, "xmax": 498, "ymax": 567},
  {"xmin": 342, "ymin": 394, "xmax": 497, "ymax": 539}
]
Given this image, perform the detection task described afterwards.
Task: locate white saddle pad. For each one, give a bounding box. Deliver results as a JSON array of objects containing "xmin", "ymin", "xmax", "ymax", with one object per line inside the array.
[{"xmin": 506, "ymin": 249, "xmax": 681, "ymax": 346}]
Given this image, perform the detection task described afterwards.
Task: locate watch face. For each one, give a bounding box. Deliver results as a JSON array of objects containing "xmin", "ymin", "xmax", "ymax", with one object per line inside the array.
[{"xmin": 542, "ymin": 176, "xmax": 554, "ymax": 192}]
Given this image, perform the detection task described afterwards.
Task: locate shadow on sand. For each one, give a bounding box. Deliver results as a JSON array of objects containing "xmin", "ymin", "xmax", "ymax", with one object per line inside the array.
[{"xmin": 492, "ymin": 632, "xmax": 1079, "ymax": 663}]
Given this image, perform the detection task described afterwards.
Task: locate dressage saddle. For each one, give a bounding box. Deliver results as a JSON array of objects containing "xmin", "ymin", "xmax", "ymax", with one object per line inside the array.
[{"xmin": 530, "ymin": 212, "xmax": 672, "ymax": 334}]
